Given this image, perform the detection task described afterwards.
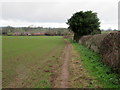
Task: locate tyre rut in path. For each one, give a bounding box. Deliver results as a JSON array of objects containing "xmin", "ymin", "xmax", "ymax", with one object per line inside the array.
[{"xmin": 60, "ymin": 40, "xmax": 70, "ymax": 88}]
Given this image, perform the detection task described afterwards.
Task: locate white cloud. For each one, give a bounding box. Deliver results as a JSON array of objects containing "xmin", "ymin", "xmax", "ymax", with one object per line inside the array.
[
  {"xmin": 0, "ymin": 19, "xmax": 68, "ymax": 28},
  {"xmin": 0, "ymin": 0, "xmax": 119, "ymax": 29}
]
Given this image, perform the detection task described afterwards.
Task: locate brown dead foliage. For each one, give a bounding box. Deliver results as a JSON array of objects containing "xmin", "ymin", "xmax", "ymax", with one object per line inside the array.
[
  {"xmin": 100, "ymin": 31, "xmax": 120, "ymax": 73},
  {"xmin": 79, "ymin": 31, "xmax": 120, "ymax": 73}
]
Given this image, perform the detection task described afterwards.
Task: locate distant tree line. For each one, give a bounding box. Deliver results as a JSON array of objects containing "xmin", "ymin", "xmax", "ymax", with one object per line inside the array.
[{"xmin": 1, "ymin": 26, "xmax": 72, "ymax": 36}]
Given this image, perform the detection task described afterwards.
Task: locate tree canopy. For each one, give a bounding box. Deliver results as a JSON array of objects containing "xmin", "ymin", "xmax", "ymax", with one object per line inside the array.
[{"xmin": 67, "ymin": 11, "xmax": 101, "ymax": 42}]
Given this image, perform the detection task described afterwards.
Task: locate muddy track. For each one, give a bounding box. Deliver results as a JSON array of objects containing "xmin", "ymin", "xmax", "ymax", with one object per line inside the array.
[
  {"xmin": 53, "ymin": 40, "xmax": 101, "ymax": 88},
  {"xmin": 53, "ymin": 40, "xmax": 71, "ymax": 88},
  {"xmin": 60, "ymin": 40, "xmax": 70, "ymax": 88}
]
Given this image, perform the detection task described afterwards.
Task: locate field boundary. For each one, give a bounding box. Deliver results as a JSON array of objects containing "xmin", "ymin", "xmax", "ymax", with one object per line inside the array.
[{"xmin": 78, "ymin": 31, "xmax": 120, "ymax": 73}]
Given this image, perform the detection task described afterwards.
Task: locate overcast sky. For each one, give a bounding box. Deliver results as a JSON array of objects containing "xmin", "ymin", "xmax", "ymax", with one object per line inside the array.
[{"xmin": 0, "ymin": 0, "xmax": 119, "ymax": 29}]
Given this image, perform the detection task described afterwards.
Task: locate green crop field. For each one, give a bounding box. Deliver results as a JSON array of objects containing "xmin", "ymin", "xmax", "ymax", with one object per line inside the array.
[{"xmin": 2, "ymin": 36, "xmax": 65, "ymax": 88}]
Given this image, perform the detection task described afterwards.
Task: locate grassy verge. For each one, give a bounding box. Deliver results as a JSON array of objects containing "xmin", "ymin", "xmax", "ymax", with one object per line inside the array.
[{"xmin": 70, "ymin": 39, "xmax": 120, "ymax": 88}]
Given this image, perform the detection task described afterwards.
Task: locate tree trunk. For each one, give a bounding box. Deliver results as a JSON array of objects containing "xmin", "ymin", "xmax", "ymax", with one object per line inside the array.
[{"xmin": 73, "ymin": 33, "xmax": 81, "ymax": 42}]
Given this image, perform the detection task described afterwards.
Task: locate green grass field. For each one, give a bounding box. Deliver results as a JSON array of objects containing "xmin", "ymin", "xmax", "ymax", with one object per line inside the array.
[{"xmin": 2, "ymin": 36, "xmax": 65, "ymax": 88}]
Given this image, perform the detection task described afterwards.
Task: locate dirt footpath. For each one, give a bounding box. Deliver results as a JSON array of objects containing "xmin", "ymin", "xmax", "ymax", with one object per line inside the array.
[
  {"xmin": 53, "ymin": 40, "xmax": 101, "ymax": 88},
  {"xmin": 60, "ymin": 41, "xmax": 70, "ymax": 88},
  {"xmin": 53, "ymin": 40, "xmax": 70, "ymax": 88}
]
